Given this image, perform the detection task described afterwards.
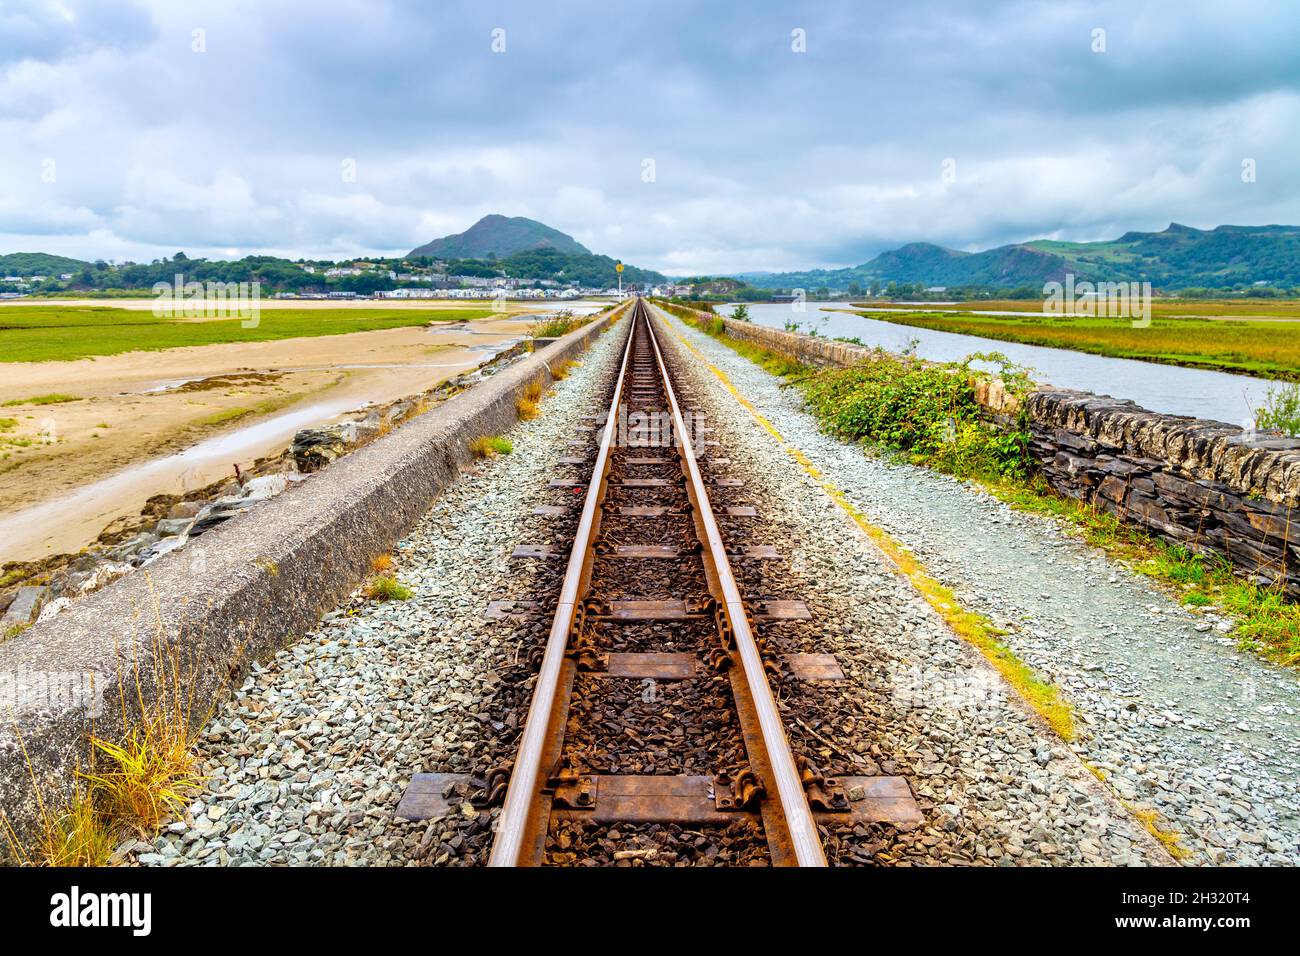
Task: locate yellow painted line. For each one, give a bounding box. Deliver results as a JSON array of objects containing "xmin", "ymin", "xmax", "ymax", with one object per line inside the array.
[{"xmin": 655, "ymin": 308, "xmax": 1076, "ymax": 742}]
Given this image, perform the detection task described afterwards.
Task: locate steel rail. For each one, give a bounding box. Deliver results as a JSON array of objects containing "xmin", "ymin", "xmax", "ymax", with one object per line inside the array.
[
  {"xmin": 489, "ymin": 298, "xmax": 827, "ymax": 866},
  {"xmin": 641, "ymin": 303, "xmax": 828, "ymax": 867},
  {"xmin": 488, "ymin": 300, "xmax": 636, "ymax": 867}
]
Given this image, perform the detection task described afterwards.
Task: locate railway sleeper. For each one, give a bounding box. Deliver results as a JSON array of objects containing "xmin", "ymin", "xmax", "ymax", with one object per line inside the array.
[{"xmin": 396, "ymin": 770, "xmax": 923, "ymax": 830}]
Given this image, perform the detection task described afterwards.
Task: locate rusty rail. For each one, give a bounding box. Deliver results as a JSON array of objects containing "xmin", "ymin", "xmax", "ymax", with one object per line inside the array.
[
  {"xmin": 488, "ymin": 297, "xmax": 828, "ymax": 866},
  {"xmin": 641, "ymin": 305, "xmax": 827, "ymax": 866},
  {"xmin": 488, "ymin": 301, "xmax": 635, "ymax": 866}
]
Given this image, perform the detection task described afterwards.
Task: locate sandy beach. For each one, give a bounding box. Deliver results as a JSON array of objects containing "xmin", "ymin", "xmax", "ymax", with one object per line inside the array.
[{"xmin": 0, "ymin": 313, "xmax": 542, "ymax": 562}]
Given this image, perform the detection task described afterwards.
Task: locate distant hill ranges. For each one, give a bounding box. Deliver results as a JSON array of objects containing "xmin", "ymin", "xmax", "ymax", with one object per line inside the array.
[{"xmin": 738, "ymin": 224, "xmax": 1300, "ymax": 292}]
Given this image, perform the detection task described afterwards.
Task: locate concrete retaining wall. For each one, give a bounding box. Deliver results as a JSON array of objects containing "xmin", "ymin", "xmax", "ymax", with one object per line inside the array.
[
  {"xmin": 0, "ymin": 305, "xmax": 627, "ymax": 851},
  {"xmin": 657, "ymin": 301, "xmax": 1300, "ymax": 594}
]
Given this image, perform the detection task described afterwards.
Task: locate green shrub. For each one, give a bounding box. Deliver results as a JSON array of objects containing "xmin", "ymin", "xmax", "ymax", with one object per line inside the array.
[
  {"xmin": 529, "ymin": 311, "xmax": 589, "ymax": 339},
  {"xmin": 1255, "ymin": 382, "xmax": 1300, "ymax": 436},
  {"xmin": 797, "ymin": 351, "xmax": 1032, "ymax": 479}
]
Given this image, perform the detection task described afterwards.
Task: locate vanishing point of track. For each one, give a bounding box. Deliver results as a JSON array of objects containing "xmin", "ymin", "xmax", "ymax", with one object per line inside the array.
[
  {"xmin": 490, "ymin": 299, "xmax": 829, "ymax": 866},
  {"xmin": 395, "ymin": 296, "xmax": 921, "ymax": 865}
]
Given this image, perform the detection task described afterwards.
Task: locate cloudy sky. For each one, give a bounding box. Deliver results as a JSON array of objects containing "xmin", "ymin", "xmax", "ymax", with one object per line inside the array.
[{"xmin": 3, "ymin": 0, "xmax": 1299, "ymax": 274}]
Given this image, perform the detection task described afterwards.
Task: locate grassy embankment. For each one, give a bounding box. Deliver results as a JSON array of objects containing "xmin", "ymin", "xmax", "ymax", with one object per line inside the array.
[
  {"xmin": 871, "ymin": 298, "xmax": 1300, "ymax": 318},
  {"xmin": 661, "ymin": 301, "xmax": 1300, "ymax": 669},
  {"xmin": 848, "ymin": 307, "xmax": 1300, "ymax": 381},
  {"xmin": 0, "ymin": 305, "xmax": 494, "ymax": 364}
]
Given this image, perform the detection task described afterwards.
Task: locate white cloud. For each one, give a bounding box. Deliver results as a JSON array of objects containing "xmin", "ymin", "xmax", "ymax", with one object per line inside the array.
[{"xmin": 1, "ymin": 0, "xmax": 1299, "ymax": 272}]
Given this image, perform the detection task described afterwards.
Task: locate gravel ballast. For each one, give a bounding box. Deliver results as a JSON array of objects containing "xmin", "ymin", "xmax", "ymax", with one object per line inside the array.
[
  {"xmin": 648, "ymin": 307, "xmax": 1165, "ymax": 866},
  {"xmin": 653, "ymin": 305, "xmax": 1300, "ymax": 867},
  {"xmin": 132, "ymin": 321, "xmax": 628, "ymax": 866},
  {"xmin": 133, "ymin": 296, "xmax": 1292, "ymax": 867}
]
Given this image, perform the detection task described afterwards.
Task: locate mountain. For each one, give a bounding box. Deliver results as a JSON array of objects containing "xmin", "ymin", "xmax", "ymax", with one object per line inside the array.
[
  {"xmin": 739, "ymin": 224, "xmax": 1300, "ymax": 291},
  {"xmin": 409, "ymin": 214, "xmax": 590, "ymax": 259},
  {"xmin": 0, "ymin": 252, "xmax": 90, "ymax": 276}
]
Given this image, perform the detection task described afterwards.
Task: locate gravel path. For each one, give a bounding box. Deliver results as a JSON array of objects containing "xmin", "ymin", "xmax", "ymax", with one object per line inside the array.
[{"xmin": 655, "ymin": 305, "xmax": 1300, "ymax": 867}]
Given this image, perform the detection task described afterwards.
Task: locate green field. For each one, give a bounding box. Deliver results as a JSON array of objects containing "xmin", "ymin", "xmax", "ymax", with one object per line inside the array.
[
  {"xmin": 869, "ymin": 297, "xmax": 1300, "ymax": 319},
  {"xmin": 0, "ymin": 306, "xmax": 496, "ymax": 363},
  {"xmin": 852, "ymin": 308, "xmax": 1300, "ymax": 381}
]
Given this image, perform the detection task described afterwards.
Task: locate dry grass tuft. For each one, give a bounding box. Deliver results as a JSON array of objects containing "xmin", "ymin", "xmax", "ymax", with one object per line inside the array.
[
  {"xmin": 3, "ymin": 788, "xmax": 116, "ymax": 867},
  {"xmin": 1130, "ymin": 807, "xmax": 1193, "ymax": 860},
  {"xmin": 370, "ymin": 553, "xmax": 394, "ymax": 573},
  {"xmin": 516, "ymin": 379, "xmax": 545, "ymax": 420},
  {"xmin": 469, "ymin": 435, "xmax": 513, "ymax": 458},
  {"xmin": 3, "ymin": 631, "xmax": 207, "ymax": 866},
  {"xmin": 81, "ymin": 712, "xmax": 204, "ymax": 835},
  {"xmin": 364, "ymin": 574, "xmax": 413, "ymax": 601}
]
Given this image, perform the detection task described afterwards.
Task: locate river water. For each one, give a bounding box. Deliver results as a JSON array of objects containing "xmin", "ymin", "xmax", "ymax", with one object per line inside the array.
[{"xmin": 722, "ymin": 302, "xmax": 1284, "ymax": 425}]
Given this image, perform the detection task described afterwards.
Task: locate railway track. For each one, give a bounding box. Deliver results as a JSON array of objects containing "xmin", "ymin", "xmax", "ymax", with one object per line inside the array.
[{"xmin": 397, "ymin": 297, "xmax": 921, "ymax": 866}]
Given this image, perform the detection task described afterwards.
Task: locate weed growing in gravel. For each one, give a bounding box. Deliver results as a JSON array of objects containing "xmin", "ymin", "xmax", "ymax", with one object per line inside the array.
[
  {"xmin": 85, "ymin": 634, "xmax": 206, "ymax": 842},
  {"xmin": 1082, "ymin": 762, "xmax": 1191, "ymax": 860},
  {"xmin": 370, "ymin": 553, "xmax": 394, "ymax": 573},
  {"xmin": 516, "ymin": 379, "xmax": 544, "ymax": 420},
  {"xmin": 364, "ymin": 574, "xmax": 413, "ymax": 601},
  {"xmin": 550, "ymin": 359, "xmax": 577, "ymax": 381},
  {"xmin": 1130, "ymin": 807, "xmax": 1193, "ymax": 860},
  {"xmin": 3, "ymin": 629, "xmax": 208, "ymax": 865},
  {"xmin": 81, "ymin": 712, "xmax": 205, "ymax": 835},
  {"xmin": 469, "ymin": 435, "xmax": 513, "ymax": 457}
]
